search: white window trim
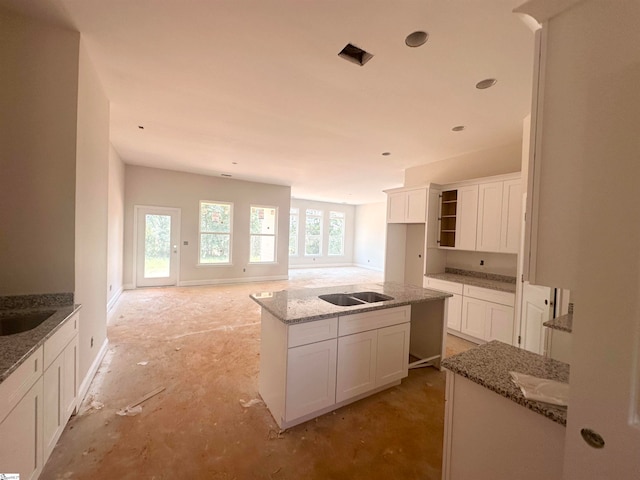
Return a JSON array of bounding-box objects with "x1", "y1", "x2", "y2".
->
[
  {"x1": 249, "y1": 204, "x2": 278, "y2": 264},
  {"x1": 304, "y1": 209, "x2": 323, "y2": 256},
  {"x1": 289, "y1": 208, "x2": 299, "y2": 257},
  {"x1": 328, "y1": 210, "x2": 346, "y2": 256},
  {"x1": 198, "y1": 200, "x2": 233, "y2": 266}
]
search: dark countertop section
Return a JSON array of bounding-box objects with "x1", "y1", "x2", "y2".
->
[
  {"x1": 544, "y1": 313, "x2": 573, "y2": 333},
  {"x1": 425, "y1": 268, "x2": 517, "y2": 294},
  {"x1": 250, "y1": 282, "x2": 451, "y2": 324},
  {"x1": 442, "y1": 340, "x2": 570, "y2": 426},
  {"x1": 0, "y1": 299, "x2": 81, "y2": 385}
]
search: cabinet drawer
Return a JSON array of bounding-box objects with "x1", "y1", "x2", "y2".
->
[
  {"x1": 463, "y1": 285, "x2": 515, "y2": 307},
  {"x1": 339, "y1": 306, "x2": 410, "y2": 336},
  {"x1": 288, "y1": 317, "x2": 338, "y2": 348},
  {"x1": 0, "y1": 346, "x2": 43, "y2": 424},
  {"x1": 425, "y1": 278, "x2": 464, "y2": 295},
  {"x1": 44, "y1": 311, "x2": 79, "y2": 368}
]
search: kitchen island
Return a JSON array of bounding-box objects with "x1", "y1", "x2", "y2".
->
[{"x1": 250, "y1": 282, "x2": 450, "y2": 429}]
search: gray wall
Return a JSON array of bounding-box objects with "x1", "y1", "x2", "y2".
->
[
  {"x1": 0, "y1": 7, "x2": 79, "y2": 295},
  {"x1": 123, "y1": 165, "x2": 291, "y2": 286}
]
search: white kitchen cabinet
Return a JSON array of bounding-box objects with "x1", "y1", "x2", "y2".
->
[
  {"x1": 438, "y1": 185, "x2": 478, "y2": 250},
  {"x1": 0, "y1": 346, "x2": 45, "y2": 480},
  {"x1": 476, "y1": 181, "x2": 504, "y2": 252},
  {"x1": 386, "y1": 187, "x2": 426, "y2": 223},
  {"x1": 336, "y1": 330, "x2": 377, "y2": 402},
  {"x1": 424, "y1": 278, "x2": 463, "y2": 332},
  {"x1": 43, "y1": 311, "x2": 79, "y2": 462},
  {"x1": 285, "y1": 338, "x2": 337, "y2": 422},
  {"x1": 499, "y1": 179, "x2": 522, "y2": 254},
  {"x1": 461, "y1": 297, "x2": 487, "y2": 340},
  {"x1": 461, "y1": 293, "x2": 515, "y2": 344},
  {"x1": 375, "y1": 322, "x2": 410, "y2": 386}
]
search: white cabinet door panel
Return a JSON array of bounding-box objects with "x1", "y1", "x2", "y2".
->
[
  {"x1": 456, "y1": 185, "x2": 479, "y2": 251},
  {"x1": 336, "y1": 330, "x2": 377, "y2": 402},
  {"x1": 405, "y1": 189, "x2": 427, "y2": 223},
  {"x1": 461, "y1": 297, "x2": 487, "y2": 340},
  {"x1": 387, "y1": 192, "x2": 406, "y2": 223},
  {"x1": 376, "y1": 322, "x2": 410, "y2": 386},
  {"x1": 485, "y1": 303, "x2": 515, "y2": 344},
  {"x1": 500, "y1": 180, "x2": 522, "y2": 254},
  {"x1": 285, "y1": 339, "x2": 337, "y2": 421},
  {"x1": 476, "y1": 181, "x2": 504, "y2": 252},
  {"x1": 446, "y1": 294, "x2": 463, "y2": 331}
]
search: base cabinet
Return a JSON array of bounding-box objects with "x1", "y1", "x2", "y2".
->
[
  {"x1": 461, "y1": 297, "x2": 514, "y2": 344},
  {"x1": 0, "y1": 378, "x2": 44, "y2": 480}
]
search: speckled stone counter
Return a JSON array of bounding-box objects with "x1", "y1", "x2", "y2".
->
[
  {"x1": 250, "y1": 282, "x2": 450, "y2": 324},
  {"x1": 425, "y1": 268, "x2": 516, "y2": 294},
  {"x1": 0, "y1": 294, "x2": 80, "y2": 384},
  {"x1": 441, "y1": 340, "x2": 569, "y2": 425},
  {"x1": 544, "y1": 313, "x2": 573, "y2": 333}
]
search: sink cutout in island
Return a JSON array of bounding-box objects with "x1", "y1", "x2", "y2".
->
[{"x1": 318, "y1": 292, "x2": 394, "y2": 306}]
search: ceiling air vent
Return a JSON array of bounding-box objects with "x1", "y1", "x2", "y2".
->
[{"x1": 338, "y1": 43, "x2": 373, "y2": 66}]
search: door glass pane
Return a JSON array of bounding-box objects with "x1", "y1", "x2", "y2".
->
[{"x1": 144, "y1": 214, "x2": 171, "y2": 278}]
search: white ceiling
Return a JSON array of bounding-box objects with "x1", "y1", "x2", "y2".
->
[{"x1": 2, "y1": 0, "x2": 534, "y2": 205}]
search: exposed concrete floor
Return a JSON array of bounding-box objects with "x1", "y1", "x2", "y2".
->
[{"x1": 43, "y1": 268, "x2": 475, "y2": 480}]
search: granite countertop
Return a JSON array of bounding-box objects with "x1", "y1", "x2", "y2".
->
[
  {"x1": 544, "y1": 313, "x2": 573, "y2": 333},
  {"x1": 250, "y1": 282, "x2": 451, "y2": 324},
  {"x1": 442, "y1": 340, "x2": 570, "y2": 425},
  {"x1": 425, "y1": 268, "x2": 517, "y2": 294},
  {"x1": 0, "y1": 294, "x2": 80, "y2": 385}
]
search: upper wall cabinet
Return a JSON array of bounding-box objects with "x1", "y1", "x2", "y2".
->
[
  {"x1": 437, "y1": 174, "x2": 521, "y2": 254},
  {"x1": 386, "y1": 187, "x2": 426, "y2": 223}
]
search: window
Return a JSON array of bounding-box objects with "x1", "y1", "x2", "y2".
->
[
  {"x1": 250, "y1": 205, "x2": 277, "y2": 263},
  {"x1": 199, "y1": 201, "x2": 232, "y2": 264},
  {"x1": 289, "y1": 208, "x2": 299, "y2": 256},
  {"x1": 328, "y1": 211, "x2": 345, "y2": 256},
  {"x1": 305, "y1": 209, "x2": 322, "y2": 255}
]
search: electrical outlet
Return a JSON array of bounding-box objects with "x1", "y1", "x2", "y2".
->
[
  {"x1": 109, "y1": 284, "x2": 112, "y2": 291},
  {"x1": 480, "y1": 260, "x2": 485, "y2": 266},
  {"x1": 90, "y1": 336, "x2": 94, "y2": 348}
]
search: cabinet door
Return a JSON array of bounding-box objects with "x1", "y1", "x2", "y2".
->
[
  {"x1": 62, "y1": 335, "x2": 78, "y2": 423},
  {"x1": 500, "y1": 179, "x2": 522, "y2": 253},
  {"x1": 0, "y1": 378, "x2": 43, "y2": 480},
  {"x1": 285, "y1": 339, "x2": 337, "y2": 421},
  {"x1": 405, "y1": 188, "x2": 427, "y2": 223},
  {"x1": 446, "y1": 293, "x2": 463, "y2": 331},
  {"x1": 484, "y1": 303, "x2": 515, "y2": 345},
  {"x1": 44, "y1": 353, "x2": 64, "y2": 461},
  {"x1": 461, "y1": 297, "x2": 487, "y2": 340},
  {"x1": 476, "y1": 181, "x2": 504, "y2": 252},
  {"x1": 336, "y1": 330, "x2": 377, "y2": 402},
  {"x1": 387, "y1": 192, "x2": 406, "y2": 223},
  {"x1": 376, "y1": 322, "x2": 410, "y2": 386},
  {"x1": 456, "y1": 185, "x2": 479, "y2": 250}
]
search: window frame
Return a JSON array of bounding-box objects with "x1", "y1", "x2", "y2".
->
[
  {"x1": 328, "y1": 210, "x2": 346, "y2": 256},
  {"x1": 304, "y1": 208, "x2": 323, "y2": 256},
  {"x1": 249, "y1": 204, "x2": 278, "y2": 264},
  {"x1": 289, "y1": 207, "x2": 299, "y2": 257},
  {"x1": 198, "y1": 200, "x2": 233, "y2": 266}
]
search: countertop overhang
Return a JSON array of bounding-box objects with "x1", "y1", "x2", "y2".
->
[{"x1": 250, "y1": 282, "x2": 451, "y2": 324}]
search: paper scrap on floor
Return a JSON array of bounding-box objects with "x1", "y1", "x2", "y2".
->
[{"x1": 509, "y1": 371, "x2": 569, "y2": 407}]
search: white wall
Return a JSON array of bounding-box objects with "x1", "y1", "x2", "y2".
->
[
  {"x1": 0, "y1": 8, "x2": 79, "y2": 295},
  {"x1": 445, "y1": 251, "x2": 517, "y2": 277},
  {"x1": 404, "y1": 142, "x2": 522, "y2": 187},
  {"x1": 107, "y1": 144, "x2": 125, "y2": 310},
  {"x1": 289, "y1": 199, "x2": 355, "y2": 268},
  {"x1": 75, "y1": 39, "x2": 110, "y2": 387},
  {"x1": 124, "y1": 165, "x2": 291, "y2": 286},
  {"x1": 354, "y1": 202, "x2": 386, "y2": 271}
]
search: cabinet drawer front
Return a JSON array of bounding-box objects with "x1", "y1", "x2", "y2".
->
[
  {"x1": 463, "y1": 285, "x2": 515, "y2": 307},
  {"x1": 288, "y1": 317, "x2": 338, "y2": 348},
  {"x1": 339, "y1": 306, "x2": 410, "y2": 336},
  {"x1": 425, "y1": 278, "x2": 464, "y2": 295},
  {"x1": 44, "y1": 312, "x2": 79, "y2": 368},
  {"x1": 0, "y1": 346, "x2": 43, "y2": 424}
]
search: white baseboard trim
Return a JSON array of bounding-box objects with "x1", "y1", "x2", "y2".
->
[
  {"x1": 353, "y1": 263, "x2": 384, "y2": 272},
  {"x1": 288, "y1": 262, "x2": 353, "y2": 269},
  {"x1": 78, "y1": 337, "x2": 109, "y2": 406},
  {"x1": 178, "y1": 274, "x2": 289, "y2": 287},
  {"x1": 106, "y1": 287, "x2": 123, "y2": 312},
  {"x1": 123, "y1": 283, "x2": 135, "y2": 290}
]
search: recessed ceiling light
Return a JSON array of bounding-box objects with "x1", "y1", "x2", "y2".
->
[
  {"x1": 382, "y1": 152, "x2": 391, "y2": 156},
  {"x1": 452, "y1": 126, "x2": 465, "y2": 132},
  {"x1": 476, "y1": 78, "x2": 497, "y2": 89},
  {"x1": 232, "y1": 162, "x2": 238, "y2": 165},
  {"x1": 221, "y1": 173, "x2": 232, "y2": 177},
  {"x1": 405, "y1": 31, "x2": 429, "y2": 48},
  {"x1": 138, "y1": 125, "x2": 144, "y2": 129}
]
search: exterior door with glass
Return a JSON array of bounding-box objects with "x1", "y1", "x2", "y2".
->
[{"x1": 135, "y1": 206, "x2": 180, "y2": 287}]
